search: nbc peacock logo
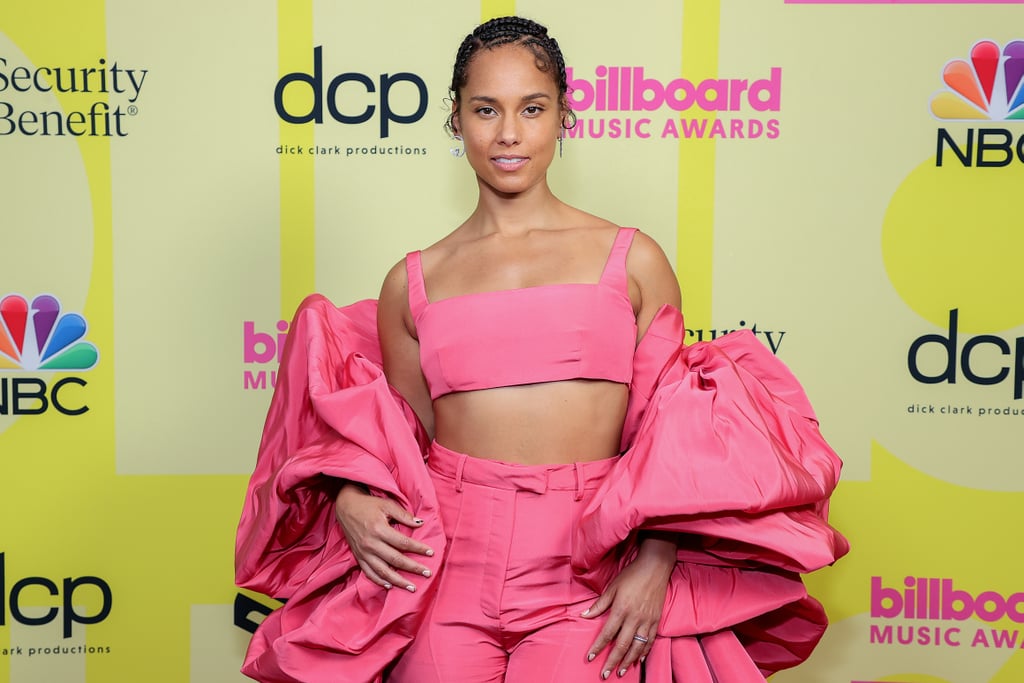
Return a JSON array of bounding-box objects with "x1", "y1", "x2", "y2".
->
[
  {"x1": 930, "y1": 39, "x2": 1024, "y2": 121},
  {"x1": 0, "y1": 294, "x2": 97, "y2": 416},
  {"x1": 0, "y1": 294, "x2": 98, "y2": 371}
]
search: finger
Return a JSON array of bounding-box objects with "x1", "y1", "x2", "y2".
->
[
  {"x1": 601, "y1": 626, "x2": 639, "y2": 680},
  {"x1": 365, "y1": 556, "x2": 419, "y2": 593},
  {"x1": 354, "y1": 559, "x2": 393, "y2": 590},
  {"x1": 383, "y1": 501, "x2": 426, "y2": 529},
  {"x1": 374, "y1": 542, "x2": 433, "y2": 580},
  {"x1": 581, "y1": 589, "x2": 613, "y2": 618},
  {"x1": 615, "y1": 630, "x2": 649, "y2": 675},
  {"x1": 586, "y1": 613, "x2": 622, "y2": 663},
  {"x1": 380, "y1": 524, "x2": 435, "y2": 559},
  {"x1": 378, "y1": 528, "x2": 438, "y2": 573}
]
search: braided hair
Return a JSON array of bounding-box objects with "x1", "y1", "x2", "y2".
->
[{"x1": 446, "y1": 16, "x2": 577, "y2": 136}]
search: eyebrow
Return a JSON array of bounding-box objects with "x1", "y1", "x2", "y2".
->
[{"x1": 468, "y1": 93, "x2": 552, "y2": 104}]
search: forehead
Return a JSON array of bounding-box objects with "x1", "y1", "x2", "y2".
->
[{"x1": 462, "y1": 44, "x2": 558, "y2": 96}]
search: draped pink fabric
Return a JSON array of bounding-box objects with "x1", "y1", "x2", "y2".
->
[{"x1": 235, "y1": 296, "x2": 848, "y2": 682}]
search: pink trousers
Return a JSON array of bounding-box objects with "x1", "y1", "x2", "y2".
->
[{"x1": 388, "y1": 442, "x2": 640, "y2": 683}]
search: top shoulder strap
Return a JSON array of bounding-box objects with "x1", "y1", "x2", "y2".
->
[
  {"x1": 599, "y1": 227, "x2": 638, "y2": 291},
  {"x1": 404, "y1": 251, "x2": 429, "y2": 317}
]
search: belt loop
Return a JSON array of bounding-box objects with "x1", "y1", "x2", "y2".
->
[
  {"x1": 454, "y1": 453, "x2": 467, "y2": 493},
  {"x1": 573, "y1": 462, "x2": 585, "y2": 501}
]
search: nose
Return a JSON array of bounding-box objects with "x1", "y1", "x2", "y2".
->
[{"x1": 498, "y1": 115, "x2": 520, "y2": 146}]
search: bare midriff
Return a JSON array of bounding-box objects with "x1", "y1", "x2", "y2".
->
[{"x1": 432, "y1": 379, "x2": 628, "y2": 464}]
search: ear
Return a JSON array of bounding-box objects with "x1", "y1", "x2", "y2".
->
[{"x1": 450, "y1": 104, "x2": 461, "y2": 137}]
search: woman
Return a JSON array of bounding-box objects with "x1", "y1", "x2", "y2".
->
[
  {"x1": 236, "y1": 16, "x2": 847, "y2": 683},
  {"x1": 340, "y1": 15, "x2": 681, "y2": 682}
]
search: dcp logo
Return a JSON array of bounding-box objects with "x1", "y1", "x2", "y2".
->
[{"x1": 274, "y1": 46, "x2": 428, "y2": 138}]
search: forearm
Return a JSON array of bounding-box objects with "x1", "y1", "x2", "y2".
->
[{"x1": 635, "y1": 531, "x2": 677, "y2": 581}]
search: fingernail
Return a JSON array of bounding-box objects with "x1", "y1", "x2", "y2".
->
[
  {"x1": 425, "y1": 549, "x2": 435, "y2": 557},
  {"x1": 405, "y1": 584, "x2": 416, "y2": 593},
  {"x1": 602, "y1": 671, "x2": 610, "y2": 680},
  {"x1": 413, "y1": 518, "x2": 424, "y2": 524},
  {"x1": 581, "y1": 608, "x2": 590, "y2": 616},
  {"x1": 422, "y1": 569, "x2": 431, "y2": 577},
  {"x1": 640, "y1": 655, "x2": 646, "y2": 664},
  {"x1": 383, "y1": 583, "x2": 392, "y2": 590},
  {"x1": 618, "y1": 669, "x2": 627, "y2": 677},
  {"x1": 587, "y1": 653, "x2": 596, "y2": 662}
]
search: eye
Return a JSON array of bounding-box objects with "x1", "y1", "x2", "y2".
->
[
  {"x1": 523, "y1": 105, "x2": 544, "y2": 116},
  {"x1": 475, "y1": 106, "x2": 496, "y2": 116}
]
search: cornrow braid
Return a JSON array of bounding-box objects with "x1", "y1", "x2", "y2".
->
[{"x1": 445, "y1": 16, "x2": 577, "y2": 136}]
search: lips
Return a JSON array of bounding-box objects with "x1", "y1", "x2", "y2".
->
[{"x1": 491, "y1": 156, "x2": 528, "y2": 170}]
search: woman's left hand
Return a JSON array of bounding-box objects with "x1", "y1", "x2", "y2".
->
[{"x1": 581, "y1": 535, "x2": 676, "y2": 680}]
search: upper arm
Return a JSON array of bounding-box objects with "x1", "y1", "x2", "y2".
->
[
  {"x1": 377, "y1": 259, "x2": 435, "y2": 437},
  {"x1": 627, "y1": 231, "x2": 682, "y2": 341}
]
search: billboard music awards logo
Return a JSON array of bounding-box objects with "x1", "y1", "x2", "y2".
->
[
  {"x1": 868, "y1": 575, "x2": 1024, "y2": 651},
  {"x1": 242, "y1": 319, "x2": 287, "y2": 391},
  {"x1": 0, "y1": 294, "x2": 98, "y2": 416},
  {"x1": 932, "y1": 39, "x2": 1024, "y2": 166},
  {"x1": 564, "y1": 65, "x2": 782, "y2": 141},
  {"x1": 0, "y1": 56, "x2": 147, "y2": 137}
]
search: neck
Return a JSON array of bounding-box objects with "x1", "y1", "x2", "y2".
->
[{"x1": 470, "y1": 178, "x2": 563, "y2": 236}]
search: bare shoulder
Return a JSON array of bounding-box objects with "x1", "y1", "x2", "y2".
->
[
  {"x1": 624, "y1": 227, "x2": 668, "y2": 264},
  {"x1": 627, "y1": 229, "x2": 682, "y2": 312},
  {"x1": 378, "y1": 257, "x2": 410, "y2": 307},
  {"x1": 378, "y1": 256, "x2": 415, "y2": 333}
]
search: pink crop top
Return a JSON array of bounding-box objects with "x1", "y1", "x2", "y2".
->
[{"x1": 406, "y1": 227, "x2": 639, "y2": 400}]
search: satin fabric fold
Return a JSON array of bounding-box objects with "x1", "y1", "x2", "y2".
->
[
  {"x1": 235, "y1": 295, "x2": 443, "y2": 683},
  {"x1": 235, "y1": 296, "x2": 848, "y2": 682}
]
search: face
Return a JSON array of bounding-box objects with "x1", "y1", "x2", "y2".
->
[{"x1": 453, "y1": 44, "x2": 564, "y2": 197}]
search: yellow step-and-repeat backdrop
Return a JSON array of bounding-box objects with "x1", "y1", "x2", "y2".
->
[{"x1": 3, "y1": 1, "x2": 1023, "y2": 681}]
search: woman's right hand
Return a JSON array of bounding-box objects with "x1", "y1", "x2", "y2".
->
[{"x1": 334, "y1": 481, "x2": 435, "y2": 592}]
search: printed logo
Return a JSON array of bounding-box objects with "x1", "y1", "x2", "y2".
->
[
  {"x1": 0, "y1": 294, "x2": 98, "y2": 371},
  {"x1": 686, "y1": 318, "x2": 786, "y2": 354},
  {"x1": 930, "y1": 40, "x2": 1024, "y2": 121},
  {"x1": 0, "y1": 552, "x2": 113, "y2": 642},
  {"x1": 274, "y1": 46, "x2": 427, "y2": 139},
  {"x1": 906, "y1": 309, "x2": 1024, "y2": 403},
  {"x1": 869, "y1": 576, "x2": 1024, "y2": 650},
  {"x1": 0, "y1": 57, "x2": 147, "y2": 137},
  {"x1": 233, "y1": 592, "x2": 280, "y2": 634},
  {"x1": 242, "y1": 320, "x2": 287, "y2": 391},
  {"x1": 565, "y1": 65, "x2": 782, "y2": 141},
  {"x1": 0, "y1": 294, "x2": 97, "y2": 416},
  {"x1": 932, "y1": 40, "x2": 1024, "y2": 167}
]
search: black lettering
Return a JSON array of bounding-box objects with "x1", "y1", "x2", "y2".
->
[
  {"x1": 11, "y1": 577, "x2": 59, "y2": 627},
  {"x1": 0, "y1": 101, "x2": 14, "y2": 135},
  {"x1": 274, "y1": 45, "x2": 323, "y2": 124},
  {"x1": 326, "y1": 72, "x2": 375, "y2": 125},
  {"x1": 378, "y1": 72, "x2": 427, "y2": 138},
  {"x1": 63, "y1": 576, "x2": 112, "y2": 638},
  {"x1": 52, "y1": 377, "x2": 88, "y2": 416},
  {"x1": 12, "y1": 378, "x2": 48, "y2": 415},
  {"x1": 233, "y1": 592, "x2": 279, "y2": 634},
  {"x1": 977, "y1": 128, "x2": 1013, "y2": 167},
  {"x1": 1015, "y1": 337, "x2": 1024, "y2": 400},
  {"x1": 936, "y1": 128, "x2": 972, "y2": 167},
  {"x1": 961, "y1": 335, "x2": 1011, "y2": 385},
  {"x1": 908, "y1": 309, "x2": 958, "y2": 383}
]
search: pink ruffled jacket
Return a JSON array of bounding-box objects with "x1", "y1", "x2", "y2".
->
[{"x1": 235, "y1": 294, "x2": 849, "y2": 682}]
